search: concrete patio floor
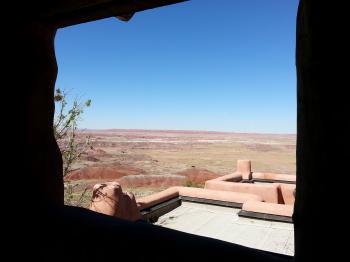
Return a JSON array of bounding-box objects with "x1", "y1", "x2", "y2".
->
[{"x1": 155, "y1": 201, "x2": 294, "y2": 256}]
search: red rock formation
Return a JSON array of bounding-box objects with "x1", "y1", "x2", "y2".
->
[
  {"x1": 177, "y1": 168, "x2": 220, "y2": 183},
  {"x1": 66, "y1": 165, "x2": 145, "y2": 180},
  {"x1": 90, "y1": 182, "x2": 141, "y2": 221},
  {"x1": 117, "y1": 175, "x2": 186, "y2": 188}
]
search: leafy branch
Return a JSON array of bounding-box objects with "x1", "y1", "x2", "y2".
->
[{"x1": 54, "y1": 88, "x2": 92, "y2": 207}]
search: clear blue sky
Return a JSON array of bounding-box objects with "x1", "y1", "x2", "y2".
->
[{"x1": 55, "y1": 0, "x2": 299, "y2": 134}]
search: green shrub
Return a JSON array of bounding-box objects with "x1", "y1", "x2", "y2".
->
[{"x1": 184, "y1": 181, "x2": 204, "y2": 188}]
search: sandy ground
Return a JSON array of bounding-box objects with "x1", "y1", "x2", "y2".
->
[{"x1": 75, "y1": 129, "x2": 295, "y2": 175}]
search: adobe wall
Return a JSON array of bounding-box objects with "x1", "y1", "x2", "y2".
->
[
  {"x1": 236, "y1": 159, "x2": 252, "y2": 180},
  {"x1": 242, "y1": 201, "x2": 294, "y2": 217},
  {"x1": 136, "y1": 186, "x2": 263, "y2": 211},
  {"x1": 276, "y1": 184, "x2": 296, "y2": 205},
  {"x1": 209, "y1": 173, "x2": 243, "y2": 182},
  {"x1": 205, "y1": 181, "x2": 280, "y2": 203},
  {"x1": 252, "y1": 173, "x2": 296, "y2": 182}
]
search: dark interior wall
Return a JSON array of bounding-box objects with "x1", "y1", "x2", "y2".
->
[
  {"x1": 294, "y1": 1, "x2": 346, "y2": 260},
  {"x1": 24, "y1": 21, "x2": 63, "y2": 208}
]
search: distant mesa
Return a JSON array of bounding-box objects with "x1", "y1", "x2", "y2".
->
[
  {"x1": 83, "y1": 148, "x2": 108, "y2": 157},
  {"x1": 85, "y1": 156, "x2": 99, "y2": 162},
  {"x1": 66, "y1": 164, "x2": 145, "y2": 180},
  {"x1": 95, "y1": 149, "x2": 107, "y2": 155},
  {"x1": 177, "y1": 168, "x2": 220, "y2": 184},
  {"x1": 80, "y1": 149, "x2": 108, "y2": 162},
  {"x1": 108, "y1": 168, "x2": 220, "y2": 188},
  {"x1": 118, "y1": 175, "x2": 186, "y2": 188},
  {"x1": 245, "y1": 143, "x2": 276, "y2": 152},
  {"x1": 67, "y1": 165, "x2": 219, "y2": 188},
  {"x1": 90, "y1": 148, "x2": 107, "y2": 156}
]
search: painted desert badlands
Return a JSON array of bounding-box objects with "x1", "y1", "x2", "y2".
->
[{"x1": 67, "y1": 129, "x2": 296, "y2": 199}]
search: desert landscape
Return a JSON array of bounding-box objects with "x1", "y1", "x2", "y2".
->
[{"x1": 66, "y1": 129, "x2": 296, "y2": 206}]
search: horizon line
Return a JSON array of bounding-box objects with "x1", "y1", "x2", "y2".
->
[{"x1": 80, "y1": 128, "x2": 296, "y2": 136}]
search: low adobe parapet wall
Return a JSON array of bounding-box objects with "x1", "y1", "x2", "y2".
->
[
  {"x1": 136, "y1": 186, "x2": 264, "y2": 222},
  {"x1": 205, "y1": 180, "x2": 280, "y2": 203},
  {"x1": 136, "y1": 186, "x2": 263, "y2": 211},
  {"x1": 241, "y1": 200, "x2": 294, "y2": 219},
  {"x1": 136, "y1": 187, "x2": 179, "y2": 211},
  {"x1": 277, "y1": 183, "x2": 296, "y2": 205},
  {"x1": 136, "y1": 184, "x2": 294, "y2": 221},
  {"x1": 207, "y1": 173, "x2": 243, "y2": 183},
  {"x1": 203, "y1": 160, "x2": 296, "y2": 205},
  {"x1": 232, "y1": 160, "x2": 296, "y2": 183},
  {"x1": 204, "y1": 180, "x2": 296, "y2": 205},
  {"x1": 88, "y1": 181, "x2": 294, "y2": 223},
  {"x1": 252, "y1": 172, "x2": 296, "y2": 183},
  {"x1": 88, "y1": 160, "x2": 296, "y2": 222}
]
